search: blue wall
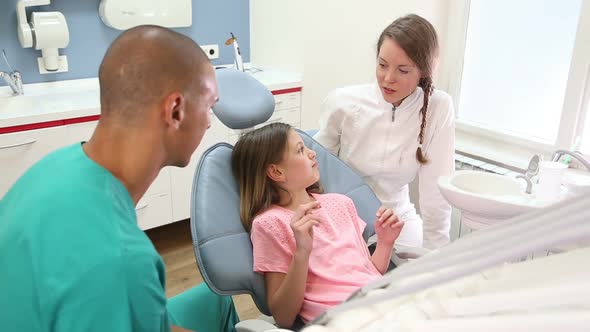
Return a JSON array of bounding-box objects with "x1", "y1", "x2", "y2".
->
[{"x1": 0, "y1": 0, "x2": 250, "y2": 86}]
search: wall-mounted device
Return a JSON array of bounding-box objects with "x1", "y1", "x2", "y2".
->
[
  {"x1": 17, "y1": 0, "x2": 70, "y2": 74},
  {"x1": 99, "y1": 0, "x2": 192, "y2": 30}
]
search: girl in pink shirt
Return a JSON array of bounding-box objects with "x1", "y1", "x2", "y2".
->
[{"x1": 231, "y1": 122, "x2": 404, "y2": 327}]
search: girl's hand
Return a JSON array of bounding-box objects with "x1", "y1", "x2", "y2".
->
[
  {"x1": 290, "y1": 201, "x2": 321, "y2": 256},
  {"x1": 375, "y1": 206, "x2": 404, "y2": 246}
]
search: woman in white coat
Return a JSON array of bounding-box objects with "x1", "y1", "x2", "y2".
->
[{"x1": 313, "y1": 14, "x2": 455, "y2": 250}]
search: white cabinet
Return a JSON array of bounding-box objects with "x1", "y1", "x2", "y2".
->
[
  {"x1": 135, "y1": 192, "x2": 173, "y2": 230},
  {"x1": 0, "y1": 126, "x2": 68, "y2": 197}
]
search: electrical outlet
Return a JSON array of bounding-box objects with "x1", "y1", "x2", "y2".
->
[{"x1": 201, "y1": 44, "x2": 219, "y2": 60}]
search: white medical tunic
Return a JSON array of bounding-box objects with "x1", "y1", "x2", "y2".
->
[{"x1": 313, "y1": 83, "x2": 455, "y2": 249}]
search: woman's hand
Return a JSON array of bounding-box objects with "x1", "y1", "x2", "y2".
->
[
  {"x1": 375, "y1": 206, "x2": 404, "y2": 246},
  {"x1": 290, "y1": 201, "x2": 321, "y2": 256}
]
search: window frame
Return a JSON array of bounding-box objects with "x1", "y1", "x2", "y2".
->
[{"x1": 443, "y1": 0, "x2": 590, "y2": 169}]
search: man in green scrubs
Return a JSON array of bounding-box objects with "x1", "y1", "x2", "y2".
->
[{"x1": 0, "y1": 26, "x2": 238, "y2": 332}]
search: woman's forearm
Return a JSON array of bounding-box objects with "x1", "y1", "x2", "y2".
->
[
  {"x1": 268, "y1": 251, "x2": 310, "y2": 327},
  {"x1": 370, "y1": 242, "x2": 394, "y2": 274}
]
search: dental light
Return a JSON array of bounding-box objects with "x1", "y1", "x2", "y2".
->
[
  {"x1": 17, "y1": 0, "x2": 69, "y2": 74},
  {"x1": 99, "y1": 0, "x2": 192, "y2": 30}
]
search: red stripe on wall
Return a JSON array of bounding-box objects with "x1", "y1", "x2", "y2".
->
[
  {"x1": 0, "y1": 115, "x2": 101, "y2": 134},
  {"x1": 271, "y1": 87, "x2": 302, "y2": 95},
  {"x1": 0, "y1": 120, "x2": 66, "y2": 134},
  {"x1": 63, "y1": 115, "x2": 100, "y2": 125}
]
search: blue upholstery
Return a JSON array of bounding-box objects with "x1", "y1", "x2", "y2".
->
[{"x1": 213, "y1": 68, "x2": 275, "y2": 129}]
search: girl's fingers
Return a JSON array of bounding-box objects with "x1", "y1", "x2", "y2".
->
[
  {"x1": 381, "y1": 214, "x2": 399, "y2": 228},
  {"x1": 292, "y1": 201, "x2": 321, "y2": 223},
  {"x1": 293, "y1": 214, "x2": 314, "y2": 227},
  {"x1": 390, "y1": 219, "x2": 404, "y2": 229},
  {"x1": 376, "y1": 206, "x2": 387, "y2": 217},
  {"x1": 379, "y1": 209, "x2": 393, "y2": 222},
  {"x1": 293, "y1": 214, "x2": 319, "y2": 229}
]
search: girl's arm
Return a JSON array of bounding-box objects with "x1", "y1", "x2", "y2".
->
[
  {"x1": 370, "y1": 241, "x2": 394, "y2": 274},
  {"x1": 371, "y1": 207, "x2": 404, "y2": 274},
  {"x1": 264, "y1": 251, "x2": 310, "y2": 327},
  {"x1": 265, "y1": 201, "x2": 321, "y2": 327}
]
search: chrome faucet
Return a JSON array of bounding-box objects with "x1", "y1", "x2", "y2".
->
[
  {"x1": 551, "y1": 149, "x2": 590, "y2": 172},
  {"x1": 516, "y1": 174, "x2": 533, "y2": 194},
  {"x1": 1, "y1": 49, "x2": 23, "y2": 96},
  {"x1": 516, "y1": 154, "x2": 540, "y2": 194}
]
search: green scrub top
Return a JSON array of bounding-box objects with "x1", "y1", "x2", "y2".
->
[{"x1": 0, "y1": 143, "x2": 170, "y2": 332}]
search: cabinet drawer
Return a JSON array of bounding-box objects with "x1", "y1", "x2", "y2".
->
[
  {"x1": 136, "y1": 192, "x2": 173, "y2": 230},
  {"x1": 0, "y1": 126, "x2": 68, "y2": 198},
  {"x1": 269, "y1": 108, "x2": 300, "y2": 126},
  {"x1": 274, "y1": 92, "x2": 300, "y2": 111}
]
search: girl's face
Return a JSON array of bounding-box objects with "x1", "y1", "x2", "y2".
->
[
  {"x1": 376, "y1": 37, "x2": 422, "y2": 106},
  {"x1": 273, "y1": 130, "x2": 320, "y2": 192}
]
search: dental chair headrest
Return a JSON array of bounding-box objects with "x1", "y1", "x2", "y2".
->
[{"x1": 212, "y1": 68, "x2": 275, "y2": 130}]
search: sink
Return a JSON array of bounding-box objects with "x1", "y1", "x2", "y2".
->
[
  {"x1": 0, "y1": 95, "x2": 41, "y2": 117},
  {"x1": 0, "y1": 87, "x2": 100, "y2": 126},
  {"x1": 438, "y1": 170, "x2": 547, "y2": 230}
]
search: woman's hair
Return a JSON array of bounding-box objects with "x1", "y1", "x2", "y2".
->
[
  {"x1": 377, "y1": 14, "x2": 439, "y2": 164},
  {"x1": 231, "y1": 123, "x2": 323, "y2": 232}
]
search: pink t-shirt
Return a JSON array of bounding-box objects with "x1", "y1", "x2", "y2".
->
[{"x1": 251, "y1": 193, "x2": 382, "y2": 323}]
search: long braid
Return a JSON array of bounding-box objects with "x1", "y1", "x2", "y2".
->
[{"x1": 416, "y1": 77, "x2": 432, "y2": 164}]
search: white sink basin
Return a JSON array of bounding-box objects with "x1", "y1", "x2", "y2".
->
[
  {"x1": 0, "y1": 82, "x2": 100, "y2": 128},
  {"x1": 0, "y1": 95, "x2": 42, "y2": 116},
  {"x1": 438, "y1": 170, "x2": 547, "y2": 229}
]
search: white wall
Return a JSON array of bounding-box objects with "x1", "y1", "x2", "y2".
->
[{"x1": 251, "y1": 0, "x2": 452, "y2": 130}]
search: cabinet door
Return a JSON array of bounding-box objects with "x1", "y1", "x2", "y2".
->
[
  {"x1": 136, "y1": 192, "x2": 174, "y2": 230},
  {"x1": 0, "y1": 126, "x2": 68, "y2": 198},
  {"x1": 170, "y1": 115, "x2": 229, "y2": 221}
]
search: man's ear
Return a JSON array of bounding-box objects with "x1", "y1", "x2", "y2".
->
[
  {"x1": 163, "y1": 92, "x2": 185, "y2": 130},
  {"x1": 266, "y1": 164, "x2": 285, "y2": 183}
]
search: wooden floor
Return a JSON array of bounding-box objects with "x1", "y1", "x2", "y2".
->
[{"x1": 145, "y1": 219, "x2": 261, "y2": 321}]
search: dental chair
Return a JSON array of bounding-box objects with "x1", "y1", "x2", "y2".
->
[{"x1": 189, "y1": 68, "x2": 381, "y2": 331}]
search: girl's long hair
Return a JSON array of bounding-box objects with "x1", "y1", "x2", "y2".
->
[{"x1": 231, "y1": 123, "x2": 322, "y2": 231}]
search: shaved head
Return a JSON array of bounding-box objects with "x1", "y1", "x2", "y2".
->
[{"x1": 98, "y1": 25, "x2": 210, "y2": 122}]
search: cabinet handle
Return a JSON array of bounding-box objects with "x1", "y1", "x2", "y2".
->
[
  {"x1": 0, "y1": 139, "x2": 37, "y2": 150},
  {"x1": 135, "y1": 202, "x2": 149, "y2": 211},
  {"x1": 274, "y1": 100, "x2": 284, "y2": 105}
]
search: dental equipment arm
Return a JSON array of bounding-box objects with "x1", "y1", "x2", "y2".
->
[{"x1": 315, "y1": 191, "x2": 590, "y2": 325}]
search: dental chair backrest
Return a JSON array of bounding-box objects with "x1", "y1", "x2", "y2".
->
[{"x1": 190, "y1": 68, "x2": 380, "y2": 316}]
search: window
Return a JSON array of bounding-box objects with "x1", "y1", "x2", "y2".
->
[
  {"x1": 447, "y1": 0, "x2": 590, "y2": 164},
  {"x1": 458, "y1": 0, "x2": 582, "y2": 143}
]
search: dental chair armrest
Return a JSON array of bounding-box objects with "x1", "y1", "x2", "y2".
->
[
  {"x1": 235, "y1": 319, "x2": 286, "y2": 332},
  {"x1": 392, "y1": 244, "x2": 433, "y2": 266}
]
